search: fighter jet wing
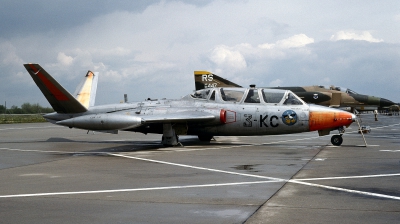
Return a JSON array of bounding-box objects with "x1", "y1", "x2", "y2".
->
[{"x1": 142, "y1": 111, "x2": 216, "y2": 123}]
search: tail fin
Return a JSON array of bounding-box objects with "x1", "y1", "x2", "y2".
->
[
  {"x1": 73, "y1": 70, "x2": 99, "y2": 108},
  {"x1": 24, "y1": 64, "x2": 88, "y2": 113},
  {"x1": 194, "y1": 71, "x2": 242, "y2": 91}
]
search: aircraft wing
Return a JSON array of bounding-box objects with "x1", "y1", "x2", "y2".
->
[
  {"x1": 56, "y1": 111, "x2": 217, "y2": 131},
  {"x1": 142, "y1": 111, "x2": 216, "y2": 123}
]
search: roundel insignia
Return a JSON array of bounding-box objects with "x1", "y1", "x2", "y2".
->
[
  {"x1": 282, "y1": 110, "x2": 297, "y2": 126},
  {"x1": 313, "y1": 93, "x2": 318, "y2": 99}
]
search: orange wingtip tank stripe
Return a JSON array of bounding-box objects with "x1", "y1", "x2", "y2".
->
[
  {"x1": 309, "y1": 111, "x2": 353, "y2": 131},
  {"x1": 29, "y1": 64, "x2": 69, "y2": 101}
]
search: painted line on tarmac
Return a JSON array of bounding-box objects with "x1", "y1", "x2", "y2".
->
[
  {"x1": 0, "y1": 126, "x2": 59, "y2": 131},
  {"x1": 166, "y1": 136, "x2": 326, "y2": 153},
  {"x1": 0, "y1": 180, "x2": 281, "y2": 198},
  {"x1": 288, "y1": 179, "x2": 400, "y2": 200},
  {"x1": 380, "y1": 150, "x2": 400, "y2": 152},
  {"x1": 0, "y1": 148, "x2": 106, "y2": 155},
  {"x1": 345, "y1": 122, "x2": 400, "y2": 134},
  {"x1": 1, "y1": 154, "x2": 399, "y2": 200},
  {"x1": 109, "y1": 153, "x2": 400, "y2": 201},
  {"x1": 371, "y1": 123, "x2": 400, "y2": 130},
  {"x1": 109, "y1": 153, "x2": 284, "y2": 181},
  {"x1": 296, "y1": 173, "x2": 400, "y2": 181},
  {"x1": 0, "y1": 148, "x2": 65, "y2": 154}
]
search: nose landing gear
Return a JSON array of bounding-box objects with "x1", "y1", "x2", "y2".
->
[
  {"x1": 331, "y1": 134, "x2": 343, "y2": 146},
  {"x1": 331, "y1": 126, "x2": 345, "y2": 146},
  {"x1": 330, "y1": 114, "x2": 369, "y2": 147}
]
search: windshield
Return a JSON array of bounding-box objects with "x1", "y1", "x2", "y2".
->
[
  {"x1": 220, "y1": 88, "x2": 245, "y2": 102},
  {"x1": 283, "y1": 92, "x2": 304, "y2": 105},
  {"x1": 261, "y1": 89, "x2": 285, "y2": 103}
]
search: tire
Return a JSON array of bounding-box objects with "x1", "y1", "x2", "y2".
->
[
  {"x1": 161, "y1": 135, "x2": 179, "y2": 147},
  {"x1": 331, "y1": 135, "x2": 343, "y2": 146},
  {"x1": 198, "y1": 135, "x2": 213, "y2": 142}
]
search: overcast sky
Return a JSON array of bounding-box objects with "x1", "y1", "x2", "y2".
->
[{"x1": 1, "y1": 0, "x2": 400, "y2": 108}]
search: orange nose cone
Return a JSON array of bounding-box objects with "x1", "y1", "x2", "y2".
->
[{"x1": 309, "y1": 106, "x2": 355, "y2": 131}]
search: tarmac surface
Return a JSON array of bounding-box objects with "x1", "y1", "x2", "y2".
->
[{"x1": 0, "y1": 114, "x2": 399, "y2": 223}]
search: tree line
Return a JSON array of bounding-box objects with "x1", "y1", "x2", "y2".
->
[{"x1": 0, "y1": 103, "x2": 54, "y2": 114}]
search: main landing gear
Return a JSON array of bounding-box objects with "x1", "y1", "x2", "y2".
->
[{"x1": 161, "y1": 123, "x2": 181, "y2": 147}]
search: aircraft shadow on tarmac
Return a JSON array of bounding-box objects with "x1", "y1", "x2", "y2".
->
[{"x1": 43, "y1": 136, "x2": 252, "y2": 155}]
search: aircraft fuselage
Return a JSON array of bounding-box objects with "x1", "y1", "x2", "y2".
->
[{"x1": 49, "y1": 88, "x2": 354, "y2": 138}]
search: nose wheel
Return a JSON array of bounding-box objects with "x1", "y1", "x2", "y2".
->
[{"x1": 331, "y1": 134, "x2": 343, "y2": 146}]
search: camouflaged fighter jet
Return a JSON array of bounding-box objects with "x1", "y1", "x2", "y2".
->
[
  {"x1": 194, "y1": 71, "x2": 395, "y2": 112},
  {"x1": 24, "y1": 64, "x2": 356, "y2": 146}
]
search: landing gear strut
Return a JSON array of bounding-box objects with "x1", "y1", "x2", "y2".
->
[{"x1": 161, "y1": 123, "x2": 180, "y2": 146}]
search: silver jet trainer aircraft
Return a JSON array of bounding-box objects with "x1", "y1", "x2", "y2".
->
[{"x1": 24, "y1": 64, "x2": 356, "y2": 146}]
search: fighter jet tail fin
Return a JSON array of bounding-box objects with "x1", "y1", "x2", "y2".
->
[
  {"x1": 73, "y1": 70, "x2": 99, "y2": 109},
  {"x1": 194, "y1": 71, "x2": 242, "y2": 90},
  {"x1": 24, "y1": 64, "x2": 88, "y2": 114}
]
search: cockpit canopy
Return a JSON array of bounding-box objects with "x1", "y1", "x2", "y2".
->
[
  {"x1": 190, "y1": 87, "x2": 305, "y2": 105},
  {"x1": 318, "y1": 85, "x2": 358, "y2": 94}
]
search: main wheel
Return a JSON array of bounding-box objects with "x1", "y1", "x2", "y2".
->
[
  {"x1": 331, "y1": 135, "x2": 343, "y2": 146},
  {"x1": 198, "y1": 135, "x2": 213, "y2": 142},
  {"x1": 161, "y1": 135, "x2": 179, "y2": 147}
]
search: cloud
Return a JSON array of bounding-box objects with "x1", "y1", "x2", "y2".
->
[
  {"x1": 275, "y1": 34, "x2": 315, "y2": 49},
  {"x1": 259, "y1": 34, "x2": 314, "y2": 49},
  {"x1": 269, "y1": 79, "x2": 283, "y2": 87},
  {"x1": 57, "y1": 52, "x2": 74, "y2": 66},
  {"x1": 0, "y1": 41, "x2": 24, "y2": 66},
  {"x1": 330, "y1": 30, "x2": 383, "y2": 43},
  {"x1": 1, "y1": 0, "x2": 400, "y2": 107},
  {"x1": 209, "y1": 45, "x2": 247, "y2": 70}
]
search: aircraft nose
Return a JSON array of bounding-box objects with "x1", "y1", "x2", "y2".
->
[
  {"x1": 380, "y1": 98, "x2": 394, "y2": 107},
  {"x1": 351, "y1": 113, "x2": 357, "y2": 122},
  {"x1": 309, "y1": 105, "x2": 355, "y2": 131}
]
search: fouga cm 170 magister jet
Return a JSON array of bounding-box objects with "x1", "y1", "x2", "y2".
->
[{"x1": 24, "y1": 64, "x2": 356, "y2": 146}]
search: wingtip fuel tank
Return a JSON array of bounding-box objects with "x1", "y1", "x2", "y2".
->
[{"x1": 57, "y1": 114, "x2": 143, "y2": 130}]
